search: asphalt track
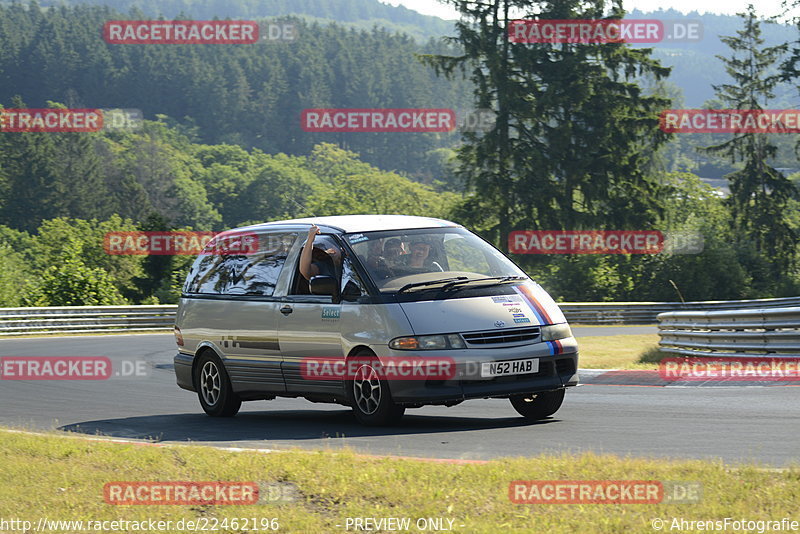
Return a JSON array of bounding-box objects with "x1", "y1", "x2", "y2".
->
[{"x1": 0, "y1": 332, "x2": 798, "y2": 466}]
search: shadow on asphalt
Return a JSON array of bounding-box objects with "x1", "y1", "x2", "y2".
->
[{"x1": 59, "y1": 409, "x2": 557, "y2": 443}]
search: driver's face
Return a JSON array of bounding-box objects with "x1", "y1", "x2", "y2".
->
[{"x1": 411, "y1": 243, "x2": 430, "y2": 258}]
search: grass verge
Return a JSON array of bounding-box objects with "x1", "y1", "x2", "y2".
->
[
  {"x1": 0, "y1": 428, "x2": 797, "y2": 533},
  {"x1": 575, "y1": 334, "x2": 661, "y2": 369}
]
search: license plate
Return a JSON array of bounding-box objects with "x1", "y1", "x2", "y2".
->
[{"x1": 480, "y1": 358, "x2": 539, "y2": 378}]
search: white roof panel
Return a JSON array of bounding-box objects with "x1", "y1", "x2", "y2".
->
[{"x1": 241, "y1": 215, "x2": 460, "y2": 233}]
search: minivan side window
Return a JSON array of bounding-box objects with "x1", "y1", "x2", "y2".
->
[
  {"x1": 289, "y1": 235, "x2": 343, "y2": 296},
  {"x1": 183, "y1": 232, "x2": 297, "y2": 296},
  {"x1": 341, "y1": 256, "x2": 366, "y2": 300}
]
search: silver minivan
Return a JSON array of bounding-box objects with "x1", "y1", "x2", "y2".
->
[{"x1": 173, "y1": 215, "x2": 578, "y2": 425}]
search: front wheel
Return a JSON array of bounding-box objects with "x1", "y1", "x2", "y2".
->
[
  {"x1": 346, "y1": 353, "x2": 405, "y2": 426},
  {"x1": 510, "y1": 389, "x2": 565, "y2": 420},
  {"x1": 195, "y1": 352, "x2": 241, "y2": 417}
]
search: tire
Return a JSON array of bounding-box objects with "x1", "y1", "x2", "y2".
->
[
  {"x1": 510, "y1": 389, "x2": 565, "y2": 420},
  {"x1": 195, "y1": 352, "x2": 241, "y2": 417},
  {"x1": 346, "y1": 351, "x2": 405, "y2": 426}
]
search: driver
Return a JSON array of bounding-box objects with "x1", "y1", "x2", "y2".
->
[
  {"x1": 406, "y1": 239, "x2": 432, "y2": 268},
  {"x1": 402, "y1": 238, "x2": 444, "y2": 271}
]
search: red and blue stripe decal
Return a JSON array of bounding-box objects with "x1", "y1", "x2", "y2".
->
[
  {"x1": 513, "y1": 284, "x2": 563, "y2": 355},
  {"x1": 512, "y1": 284, "x2": 553, "y2": 325},
  {"x1": 546, "y1": 339, "x2": 563, "y2": 355}
]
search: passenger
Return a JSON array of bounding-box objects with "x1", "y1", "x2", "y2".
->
[
  {"x1": 364, "y1": 239, "x2": 385, "y2": 266},
  {"x1": 362, "y1": 239, "x2": 394, "y2": 280},
  {"x1": 299, "y1": 225, "x2": 340, "y2": 281},
  {"x1": 382, "y1": 238, "x2": 404, "y2": 266}
]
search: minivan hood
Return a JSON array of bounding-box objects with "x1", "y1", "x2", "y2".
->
[{"x1": 398, "y1": 282, "x2": 567, "y2": 335}]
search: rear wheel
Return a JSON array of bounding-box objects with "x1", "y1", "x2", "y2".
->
[
  {"x1": 346, "y1": 351, "x2": 405, "y2": 426},
  {"x1": 510, "y1": 389, "x2": 565, "y2": 420},
  {"x1": 195, "y1": 352, "x2": 241, "y2": 417}
]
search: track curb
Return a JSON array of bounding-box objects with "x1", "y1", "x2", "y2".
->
[{"x1": 579, "y1": 368, "x2": 800, "y2": 387}]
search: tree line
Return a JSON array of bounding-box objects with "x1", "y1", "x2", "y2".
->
[
  {"x1": 0, "y1": 114, "x2": 457, "y2": 305},
  {"x1": 0, "y1": 2, "x2": 472, "y2": 178},
  {"x1": 1, "y1": 0, "x2": 799, "y2": 305},
  {"x1": 425, "y1": 0, "x2": 800, "y2": 301}
]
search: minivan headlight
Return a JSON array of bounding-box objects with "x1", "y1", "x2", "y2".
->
[
  {"x1": 389, "y1": 334, "x2": 466, "y2": 350},
  {"x1": 540, "y1": 323, "x2": 572, "y2": 341}
]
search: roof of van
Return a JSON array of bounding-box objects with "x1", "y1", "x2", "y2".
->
[{"x1": 242, "y1": 215, "x2": 461, "y2": 233}]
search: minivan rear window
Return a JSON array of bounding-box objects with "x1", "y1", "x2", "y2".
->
[{"x1": 183, "y1": 232, "x2": 297, "y2": 296}]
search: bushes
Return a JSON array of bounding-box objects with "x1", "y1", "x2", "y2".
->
[
  {"x1": 22, "y1": 239, "x2": 126, "y2": 307},
  {"x1": 0, "y1": 133, "x2": 463, "y2": 307},
  {"x1": 491, "y1": 172, "x2": 800, "y2": 302},
  {"x1": 0, "y1": 219, "x2": 142, "y2": 307},
  {"x1": 0, "y1": 244, "x2": 28, "y2": 307}
]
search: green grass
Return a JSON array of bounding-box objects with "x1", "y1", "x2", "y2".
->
[
  {"x1": 0, "y1": 428, "x2": 797, "y2": 533},
  {"x1": 576, "y1": 334, "x2": 661, "y2": 369}
]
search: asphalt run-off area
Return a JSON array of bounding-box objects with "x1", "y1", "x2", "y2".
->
[{"x1": 1, "y1": 331, "x2": 797, "y2": 466}]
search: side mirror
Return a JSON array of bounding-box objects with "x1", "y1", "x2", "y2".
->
[
  {"x1": 309, "y1": 275, "x2": 339, "y2": 298},
  {"x1": 341, "y1": 280, "x2": 363, "y2": 302}
]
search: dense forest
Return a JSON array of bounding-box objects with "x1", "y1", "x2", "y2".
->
[
  {"x1": 0, "y1": 3, "x2": 473, "y2": 178},
  {"x1": 26, "y1": 0, "x2": 800, "y2": 106},
  {"x1": 37, "y1": 0, "x2": 455, "y2": 40},
  {"x1": 0, "y1": 2, "x2": 796, "y2": 177}
]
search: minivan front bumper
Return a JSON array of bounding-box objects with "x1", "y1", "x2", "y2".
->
[{"x1": 372, "y1": 340, "x2": 579, "y2": 405}]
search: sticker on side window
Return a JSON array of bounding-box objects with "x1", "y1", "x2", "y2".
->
[{"x1": 347, "y1": 234, "x2": 368, "y2": 244}]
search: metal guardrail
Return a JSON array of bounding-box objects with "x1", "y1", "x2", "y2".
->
[
  {"x1": 658, "y1": 306, "x2": 800, "y2": 358},
  {"x1": 560, "y1": 296, "x2": 800, "y2": 324},
  {"x1": 1, "y1": 297, "x2": 800, "y2": 335},
  {"x1": 0, "y1": 306, "x2": 177, "y2": 336}
]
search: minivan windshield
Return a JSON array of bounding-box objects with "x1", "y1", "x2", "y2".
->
[{"x1": 345, "y1": 227, "x2": 527, "y2": 293}]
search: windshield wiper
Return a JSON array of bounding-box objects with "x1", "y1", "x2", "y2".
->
[
  {"x1": 440, "y1": 275, "x2": 526, "y2": 292},
  {"x1": 397, "y1": 277, "x2": 469, "y2": 293}
]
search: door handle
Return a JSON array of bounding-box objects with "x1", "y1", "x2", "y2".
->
[{"x1": 279, "y1": 305, "x2": 293, "y2": 316}]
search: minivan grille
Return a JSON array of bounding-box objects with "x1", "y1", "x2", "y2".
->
[{"x1": 462, "y1": 326, "x2": 540, "y2": 345}]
